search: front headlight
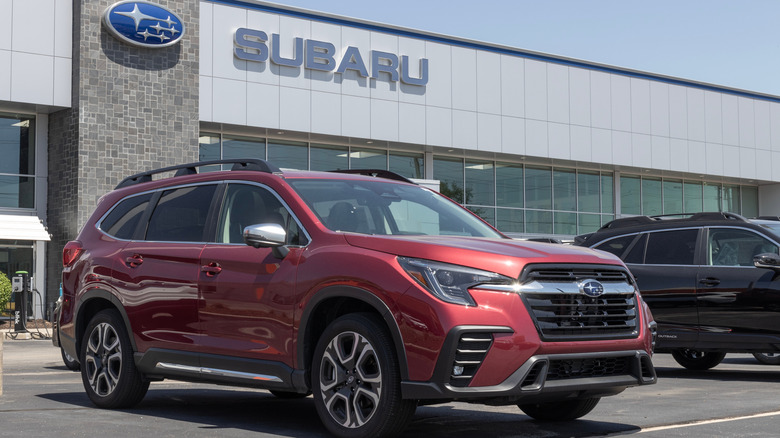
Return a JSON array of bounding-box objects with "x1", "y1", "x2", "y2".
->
[{"x1": 397, "y1": 257, "x2": 514, "y2": 306}]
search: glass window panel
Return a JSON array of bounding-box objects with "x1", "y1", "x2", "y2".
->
[
  {"x1": 525, "y1": 210, "x2": 552, "y2": 234},
  {"x1": 602, "y1": 214, "x2": 615, "y2": 226},
  {"x1": 268, "y1": 140, "x2": 307, "y2": 170},
  {"x1": 525, "y1": 167, "x2": 552, "y2": 210},
  {"x1": 663, "y1": 180, "x2": 683, "y2": 215},
  {"x1": 146, "y1": 185, "x2": 217, "y2": 242},
  {"x1": 553, "y1": 169, "x2": 576, "y2": 211},
  {"x1": 496, "y1": 163, "x2": 523, "y2": 208},
  {"x1": 624, "y1": 233, "x2": 647, "y2": 264},
  {"x1": 595, "y1": 234, "x2": 637, "y2": 259},
  {"x1": 0, "y1": 115, "x2": 35, "y2": 175},
  {"x1": 311, "y1": 144, "x2": 348, "y2": 171},
  {"x1": 198, "y1": 133, "x2": 221, "y2": 172},
  {"x1": 642, "y1": 178, "x2": 662, "y2": 216},
  {"x1": 217, "y1": 184, "x2": 288, "y2": 244},
  {"x1": 708, "y1": 228, "x2": 777, "y2": 266},
  {"x1": 224, "y1": 136, "x2": 266, "y2": 161},
  {"x1": 601, "y1": 174, "x2": 614, "y2": 214},
  {"x1": 389, "y1": 152, "x2": 423, "y2": 179},
  {"x1": 351, "y1": 148, "x2": 387, "y2": 170},
  {"x1": 554, "y1": 212, "x2": 577, "y2": 235},
  {"x1": 577, "y1": 172, "x2": 600, "y2": 213},
  {"x1": 742, "y1": 186, "x2": 758, "y2": 218},
  {"x1": 99, "y1": 193, "x2": 153, "y2": 239},
  {"x1": 496, "y1": 208, "x2": 523, "y2": 233},
  {"x1": 467, "y1": 206, "x2": 495, "y2": 226},
  {"x1": 578, "y1": 213, "x2": 602, "y2": 235},
  {"x1": 703, "y1": 183, "x2": 721, "y2": 212},
  {"x1": 684, "y1": 182, "x2": 703, "y2": 213},
  {"x1": 433, "y1": 157, "x2": 464, "y2": 204},
  {"x1": 0, "y1": 176, "x2": 34, "y2": 208},
  {"x1": 620, "y1": 176, "x2": 641, "y2": 215},
  {"x1": 722, "y1": 185, "x2": 740, "y2": 213},
  {"x1": 465, "y1": 160, "x2": 494, "y2": 206},
  {"x1": 645, "y1": 229, "x2": 697, "y2": 265}
]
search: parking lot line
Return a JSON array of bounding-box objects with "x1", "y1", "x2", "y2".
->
[{"x1": 637, "y1": 410, "x2": 780, "y2": 433}]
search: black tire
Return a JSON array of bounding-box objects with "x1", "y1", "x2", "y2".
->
[
  {"x1": 270, "y1": 390, "x2": 310, "y2": 399},
  {"x1": 671, "y1": 349, "x2": 726, "y2": 370},
  {"x1": 61, "y1": 346, "x2": 80, "y2": 371},
  {"x1": 80, "y1": 309, "x2": 149, "y2": 408},
  {"x1": 753, "y1": 352, "x2": 780, "y2": 365},
  {"x1": 519, "y1": 397, "x2": 600, "y2": 421},
  {"x1": 311, "y1": 313, "x2": 416, "y2": 438}
]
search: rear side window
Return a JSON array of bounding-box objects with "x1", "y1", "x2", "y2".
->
[
  {"x1": 99, "y1": 193, "x2": 153, "y2": 239},
  {"x1": 595, "y1": 234, "x2": 637, "y2": 258},
  {"x1": 145, "y1": 185, "x2": 217, "y2": 242},
  {"x1": 644, "y1": 229, "x2": 698, "y2": 265}
]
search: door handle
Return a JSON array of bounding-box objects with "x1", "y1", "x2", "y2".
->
[
  {"x1": 125, "y1": 254, "x2": 143, "y2": 268},
  {"x1": 201, "y1": 262, "x2": 222, "y2": 277},
  {"x1": 699, "y1": 277, "x2": 720, "y2": 287}
]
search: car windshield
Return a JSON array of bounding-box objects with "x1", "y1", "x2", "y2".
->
[
  {"x1": 288, "y1": 178, "x2": 504, "y2": 238},
  {"x1": 754, "y1": 221, "x2": 780, "y2": 239}
]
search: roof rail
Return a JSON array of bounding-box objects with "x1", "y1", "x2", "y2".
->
[
  {"x1": 687, "y1": 212, "x2": 747, "y2": 222},
  {"x1": 329, "y1": 169, "x2": 415, "y2": 184},
  {"x1": 599, "y1": 216, "x2": 657, "y2": 229},
  {"x1": 115, "y1": 159, "x2": 281, "y2": 189},
  {"x1": 600, "y1": 211, "x2": 748, "y2": 230}
]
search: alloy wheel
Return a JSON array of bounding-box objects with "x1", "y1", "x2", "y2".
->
[{"x1": 85, "y1": 322, "x2": 123, "y2": 397}]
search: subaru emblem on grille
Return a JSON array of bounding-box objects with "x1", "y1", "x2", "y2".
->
[{"x1": 579, "y1": 279, "x2": 604, "y2": 297}]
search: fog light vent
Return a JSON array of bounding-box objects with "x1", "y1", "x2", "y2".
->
[{"x1": 449, "y1": 332, "x2": 493, "y2": 387}]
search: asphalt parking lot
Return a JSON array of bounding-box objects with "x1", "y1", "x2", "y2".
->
[{"x1": 1, "y1": 336, "x2": 780, "y2": 437}]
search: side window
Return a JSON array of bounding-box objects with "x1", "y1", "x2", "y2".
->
[
  {"x1": 145, "y1": 185, "x2": 217, "y2": 242},
  {"x1": 99, "y1": 193, "x2": 153, "y2": 239},
  {"x1": 624, "y1": 234, "x2": 647, "y2": 264},
  {"x1": 595, "y1": 234, "x2": 637, "y2": 258},
  {"x1": 708, "y1": 228, "x2": 779, "y2": 266},
  {"x1": 217, "y1": 184, "x2": 306, "y2": 245},
  {"x1": 644, "y1": 229, "x2": 698, "y2": 265}
]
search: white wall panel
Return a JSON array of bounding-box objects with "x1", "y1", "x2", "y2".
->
[
  {"x1": 569, "y1": 67, "x2": 590, "y2": 126},
  {"x1": 277, "y1": 16, "x2": 310, "y2": 90},
  {"x1": 590, "y1": 72, "x2": 610, "y2": 129},
  {"x1": 650, "y1": 82, "x2": 669, "y2": 136},
  {"x1": 246, "y1": 82, "x2": 279, "y2": 128},
  {"x1": 340, "y1": 27, "x2": 370, "y2": 98},
  {"x1": 426, "y1": 106, "x2": 452, "y2": 147},
  {"x1": 740, "y1": 147, "x2": 756, "y2": 179},
  {"x1": 631, "y1": 133, "x2": 651, "y2": 168},
  {"x1": 11, "y1": 52, "x2": 53, "y2": 105},
  {"x1": 477, "y1": 113, "x2": 501, "y2": 152},
  {"x1": 722, "y1": 145, "x2": 741, "y2": 178},
  {"x1": 500, "y1": 55, "x2": 524, "y2": 117},
  {"x1": 755, "y1": 100, "x2": 771, "y2": 149},
  {"x1": 651, "y1": 136, "x2": 670, "y2": 170},
  {"x1": 311, "y1": 91, "x2": 341, "y2": 136},
  {"x1": 398, "y1": 36, "x2": 426, "y2": 105},
  {"x1": 525, "y1": 119, "x2": 548, "y2": 157},
  {"x1": 452, "y1": 109, "x2": 477, "y2": 149},
  {"x1": 369, "y1": 31, "x2": 399, "y2": 101},
  {"x1": 308, "y1": 21, "x2": 341, "y2": 94},
  {"x1": 669, "y1": 138, "x2": 688, "y2": 172},
  {"x1": 424, "y1": 42, "x2": 452, "y2": 108},
  {"x1": 246, "y1": 10, "x2": 280, "y2": 86},
  {"x1": 200, "y1": 2, "x2": 213, "y2": 77},
  {"x1": 630, "y1": 79, "x2": 650, "y2": 134},
  {"x1": 612, "y1": 131, "x2": 631, "y2": 165},
  {"x1": 0, "y1": 50, "x2": 9, "y2": 101},
  {"x1": 548, "y1": 123, "x2": 570, "y2": 159},
  {"x1": 771, "y1": 103, "x2": 780, "y2": 151},
  {"x1": 398, "y1": 102, "x2": 425, "y2": 144},
  {"x1": 686, "y1": 88, "x2": 705, "y2": 142},
  {"x1": 54, "y1": 0, "x2": 71, "y2": 58},
  {"x1": 721, "y1": 94, "x2": 739, "y2": 146},
  {"x1": 738, "y1": 97, "x2": 755, "y2": 148},
  {"x1": 687, "y1": 141, "x2": 706, "y2": 174},
  {"x1": 341, "y1": 95, "x2": 370, "y2": 137},
  {"x1": 212, "y1": 78, "x2": 247, "y2": 125},
  {"x1": 610, "y1": 75, "x2": 630, "y2": 132},
  {"x1": 547, "y1": 64, "x2": 569, "y2": 124},
  {"x1": 279, "y1": 86, "x2": 310, "y2": 132},
  {"x1": 756, "y1": 149, "x2": 772, "y2": 180},
  {"x1": 705, "y1": 143, "x2": 724, "y2": 176},
  {"x1": 0, "y1": 0, "x2": 10, "y2": 50},
  {"x1": 524, "y1": 60, "x2": 547, "y2": 121},
  {"x1": 476, "y1": 51, "x2": 501, "y2": 115},
  {"x1": 501, "y1": 116, "x2": 525, "y2": 155},
  {"x1": 669, "y1": 85, "x2": 687, "y2": 139},
  {"x1": 451, "y1": 47, "x2": 477, "y2": 111},
  {"x1": 213, "y1": 4, "x2": 247, "y2": 81},
  {"x1": 53, "y1": 57, "x2": 70, "y2": 107},
  {"x1": 12, "y1": 0, "x2": 54, "y2": 55},
  {"x1": 773, "y1": 153, "x2": 780, "y2": 181},
  {"x1": 570, "y1": 125, "x2": 591, "y2": 162},
  {"x1": 591, "y1": 128, "x2": 612, "y2": 165},
  {"x1": 371, "y1": 99, "x2": 398, "y2": 141},
  {"x1": 704, "y1": 92, "x2": 722, "y2": 143},
  {"x1": 199, "y1": 75, "x2": 213, "y2": 122}
]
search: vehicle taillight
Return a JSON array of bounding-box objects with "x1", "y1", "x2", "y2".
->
[{"x1": 63, "y1": 241, "x2": 84, "y2": 267}]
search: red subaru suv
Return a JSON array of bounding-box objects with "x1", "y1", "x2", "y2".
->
[{"x1": 56, "y1": 159, "x2": 656, "y2": 437}]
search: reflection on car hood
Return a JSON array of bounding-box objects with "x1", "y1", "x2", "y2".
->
[{"x1": 343, "y1": 234, "x2": 623, "y2": 278}]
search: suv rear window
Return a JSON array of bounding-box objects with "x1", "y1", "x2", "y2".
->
[
  {"x1": 99, "y1": 193, "x2": 153, "y2": 239},
  {"x1": 145, "y1": 185, "x2": 217, "y2": 242},
  {"x1": 644, "y1": 229, "x2": 697, "y2": 265}
]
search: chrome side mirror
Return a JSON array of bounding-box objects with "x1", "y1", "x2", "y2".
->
[
  {"x1": 243, "y1": 223, "x2": 288, "y2": 258},
  {"x1": 753, "y1": 252, "x2": 780, "y2": 270}
]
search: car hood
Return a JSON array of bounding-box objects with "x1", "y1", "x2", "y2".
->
[{"x1": 343, "y1": 234, "x2": 624, "y2": 278}]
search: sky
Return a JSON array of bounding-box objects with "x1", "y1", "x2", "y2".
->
[{"x1": 264, "y1": 0, "x2": 780, "y2": 96}]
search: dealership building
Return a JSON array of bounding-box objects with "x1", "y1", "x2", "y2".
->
[{"x1": 3, "y1": 0, "x2": 780, "y2": 316}]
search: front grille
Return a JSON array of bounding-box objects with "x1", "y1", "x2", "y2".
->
[
  {"x1": 520, "y1": 264, "x2": 639, "y2": 341},
  {"x1": 449, "y1": 332, "x2": 493, "y2": 387},
  {"x1": 547, "y1": 356, "x2": 632, "y2": 381}
]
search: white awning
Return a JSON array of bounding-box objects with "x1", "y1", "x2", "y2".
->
[{"x1": 0, "y1": 215, "x2": 51, "y2": 241}]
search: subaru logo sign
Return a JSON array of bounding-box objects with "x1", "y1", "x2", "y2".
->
[
  {"x1": 578, "y1": 279, "x2": 605, "y2": 297},
  {"x1": 103, "y1": 1, "x2": 184, "y2": 48}
]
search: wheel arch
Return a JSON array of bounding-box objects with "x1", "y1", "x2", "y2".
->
[
  {"x1": 297, "y1": 286, "x2": 409, "y2": 389},
  {"x1": 75, "y1": 289, "x2": 137, "y2": 355}
]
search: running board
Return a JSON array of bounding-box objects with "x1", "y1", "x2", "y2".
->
[{"x1": 155, "y1": 362, "x2": 283, "y2": 382}]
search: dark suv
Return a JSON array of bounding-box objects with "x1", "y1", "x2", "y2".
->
[
  {"x1": 55, "y1": 159, "x2": 655, "y2": 437},
  {"x1": 576, "y1": 212, "x2": 780, "y2": 370}
]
